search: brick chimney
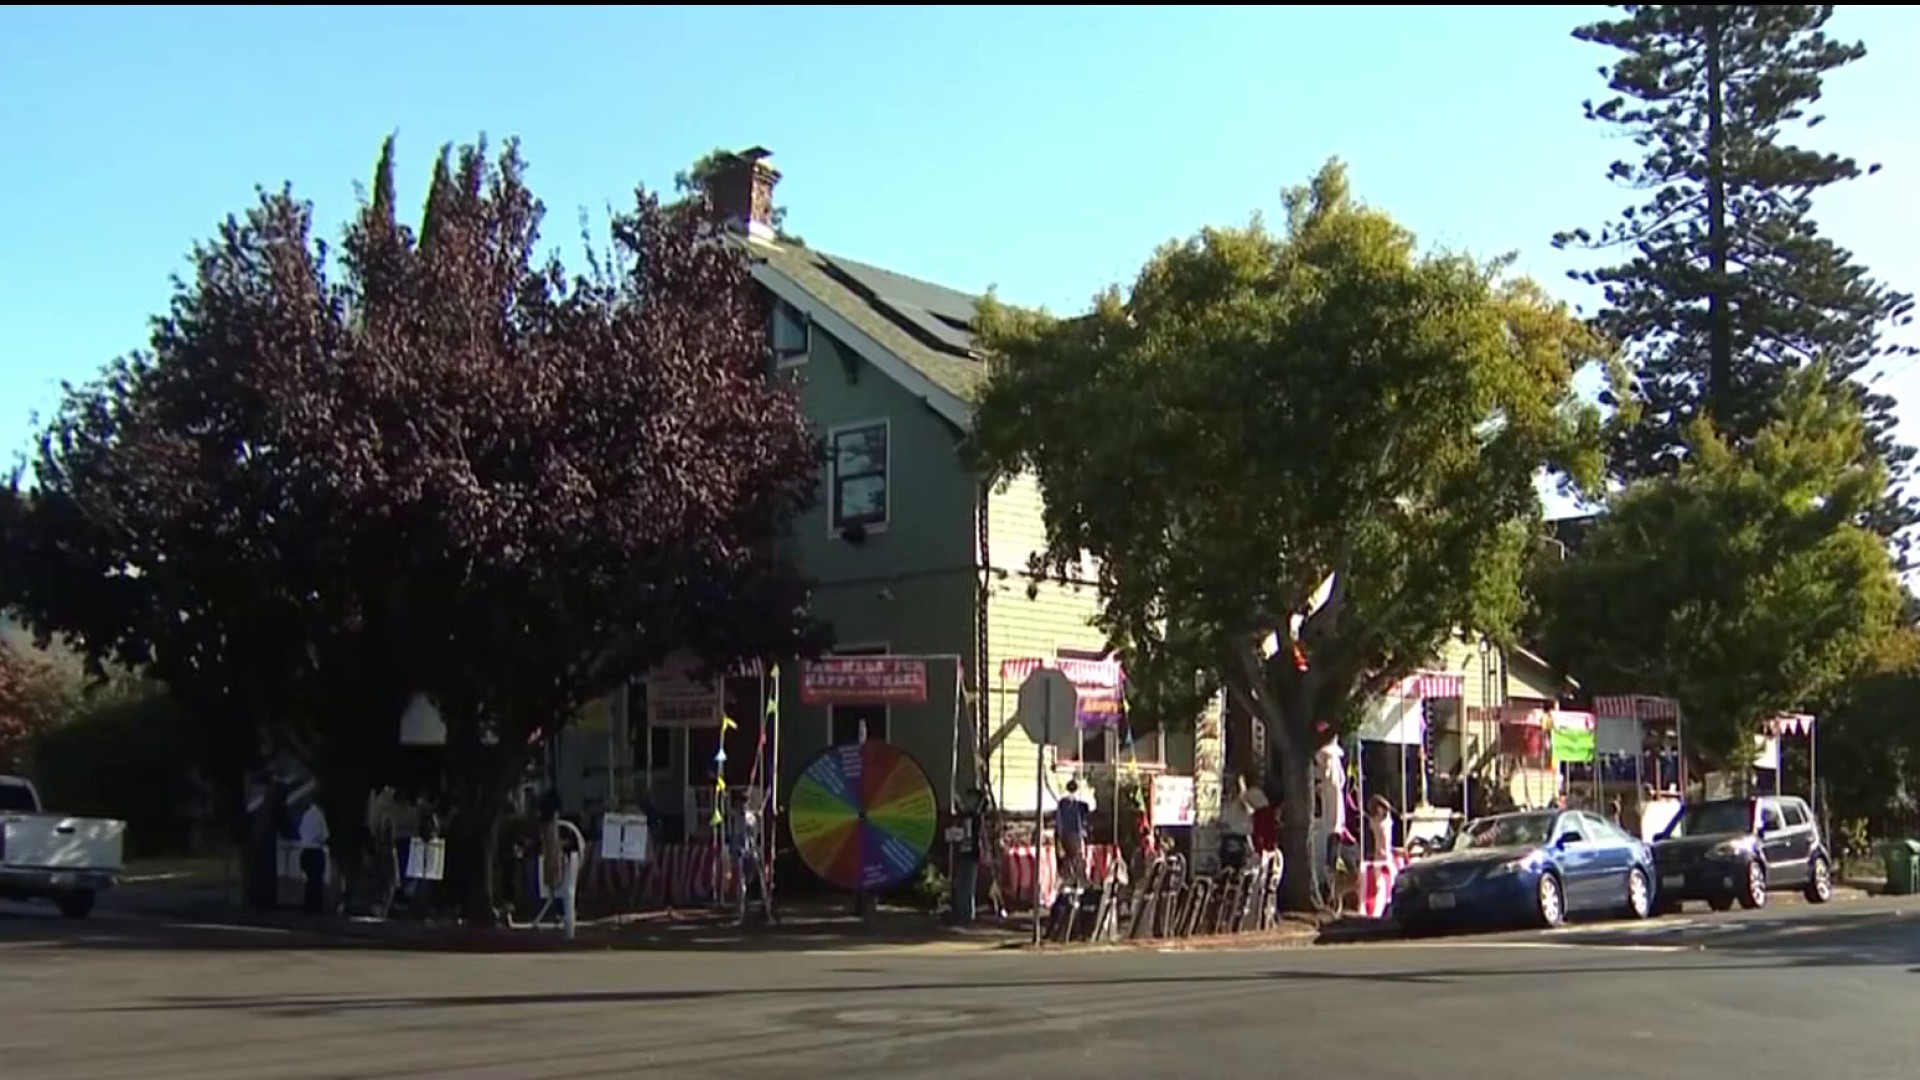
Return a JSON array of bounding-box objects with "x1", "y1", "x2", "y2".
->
[{"x1": 705, "y1": 146, "x2": 781, "y2": 243}]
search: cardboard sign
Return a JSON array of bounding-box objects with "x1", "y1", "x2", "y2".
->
[
  {"x1": 599, "y1": 813, "x2": 650, "y2": 863},
  {"x1": 801, "y1": 657, "x2": 928, "y2": 705},
  {"x1": 647, "y1": 653, "x2": 723, "y2": 728}
]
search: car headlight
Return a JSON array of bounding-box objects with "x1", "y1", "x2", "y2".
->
[
  {"x1": 1485, "y1": 857, "x2": 1532, "y2": 878},
  {"x1": 1708, "y1": 839, "x2": 1756, "y2": 859}
]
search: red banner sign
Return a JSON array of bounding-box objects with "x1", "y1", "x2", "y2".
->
[{"x1": 801, "y1": 657, "x2": 928, "y2": 705}]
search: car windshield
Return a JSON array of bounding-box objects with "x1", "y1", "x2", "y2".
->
[
  {"x1": 1452, "y1": 812, "x2": 1558, "y2": 851},
  {"x1": 1668, "y1": 800, "x2": 1753, "y2": 838}
]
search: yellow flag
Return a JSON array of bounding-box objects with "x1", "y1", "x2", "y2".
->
[{"x1": 721, "y1": 714, "x2": 739, "y2": 731}]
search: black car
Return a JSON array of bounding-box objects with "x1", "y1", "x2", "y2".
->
[{"x1": 1650, "y1": 795, "x2": 1833, "y2": 913}]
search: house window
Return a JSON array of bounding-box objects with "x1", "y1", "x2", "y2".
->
[
  {"x1": 827, "y1": 644, "x2": 891, "y2": 745},
  {"x1": 829, "y1": 422, "x2": 889, "y2": 533},
  {"x1": 831, "y1": 705, "x2": 888, "y2": 746},
  {"x1": 642, "y1": 726, "x2": 673, "y2": 774},
  {"x1": 686, "y1": 727, "x2": 719, "y2": 787},
  {"x1": 1076, "y1": 726, "x2": 1112, "y2": 764},
  {"x1": 770, "y1": 300, "x2": 809, "y2": 368}
]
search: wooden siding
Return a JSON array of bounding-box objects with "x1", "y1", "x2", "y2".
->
[{"x1": 982, "y1": 472, "x2": 1106, "y2": 813}]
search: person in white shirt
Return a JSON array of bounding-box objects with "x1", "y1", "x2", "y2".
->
[{"x1": 297, "y1": 800, "x2": 330, "y2": 915}]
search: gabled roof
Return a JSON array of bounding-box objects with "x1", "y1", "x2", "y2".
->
[{"x1": 749, "y1": 241, "x2": 983, "y2": 428}]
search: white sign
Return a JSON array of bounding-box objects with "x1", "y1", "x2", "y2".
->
[
  {"x1": 600, "y1": 812, "x2": 651, "y2": 863},
  {"x1": 1358, "y1": 695, "x2": 1424, "y2": 745},
  {"x1": 398, "y1": 693, "x2": 447, "y2": 747},
  {"x1": 405, "y1": 838, "x2": 446, "y2": 881},
  {"x1": 647, "y1": 652, "x2": 723, "y2": 728},
  {"x1": 1151, "y1": 775, "x2": 1196, "y2": 827}
]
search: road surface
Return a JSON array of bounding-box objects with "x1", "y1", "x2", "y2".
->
[{"x1": 3, "y1": 896, "x2": 1918, "y2": 1079}]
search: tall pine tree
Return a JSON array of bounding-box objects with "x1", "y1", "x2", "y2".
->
[{"x1": 1558, "y1": 5, "x2": 1916, "y2": 545}]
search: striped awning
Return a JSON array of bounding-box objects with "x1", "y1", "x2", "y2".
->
[
  {"x1": 1762, "y1": 712, "x2": 1816, "y2": 737},
  {"x1": 1467, "y1": 705, "x2": 1556, "y2": 727},
  {"x1": 998, "y1": 656, "x2": 1125, "y2": 687},
  {"x1": 1593, "y1": 694, "x2": 1680, "y2": 721},
  {"x1": 1388, "y1": 672, "x2": 1464, "y2": 699},
  {"x1": 1548, "y1": 710, "x2": 1595, "y2": 732}
]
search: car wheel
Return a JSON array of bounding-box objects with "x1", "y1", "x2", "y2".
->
[
  {"x1": 1738, "y1": 860, "x2": 1767, "y2": 910},
  {"x1": 1625, "y1": 868, "x2": 1653, "y2": 919},
  {"x1": 1535, "y1": 872, "x2": 1566, "y2": 928},
  {"x1": 1707, "y1": 894, "x2": 1735, "y2": 912},
  {"x1": 1805, "y1": 856, "x2": 1833, "y2": 904},
  {"x1": 55, "y1": 890, "x2": 95, "y2": 920}
]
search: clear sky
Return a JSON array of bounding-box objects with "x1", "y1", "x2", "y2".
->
[{"x1": 3, "y1": 4, "x2": 1917, "y2": 515}]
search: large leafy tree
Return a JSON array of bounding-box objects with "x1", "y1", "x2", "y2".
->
[
  {"x1": 0, "y1": 640, "x2": 73, "y2": 773},
  {"x1": 0, "y1": 138, "x2": 822, "y2": 916},
  {"x1": 1809, "y1": 629, "x2": 1920, "y2": 844},
  {"x1": 1535, "y1": 366, "x2": 1900, "y2": 767},
  {"x1": 1556, "y1": 5, "x2": 1917, "y2": 545},
  {"x1": 970, "y1": 161, "x2": 1605, "y2": 910}
]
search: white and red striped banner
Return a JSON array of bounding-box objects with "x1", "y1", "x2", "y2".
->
[
  {"x1": 1593, "y1": 694, "x2": 1680, "y2": 721},
  {"x1": 1762, "y1": 712, "x2": 1816, "y2": 737},
  {"x1": 1548, "y1": 710, "x2": 1595, "y2": 731},
  {"x1": 560, "y1": 841, "x2": 722, "y2": 908},
  {"x1": 998, "y1": 657, "x2": 1125, "y2": 686},
  {"x1": 998, "y1": 841, "x2": 1121, "y2": 908},
  {"x1": 1388, "y1": 672, "x2": 1464, "y2": 699}
]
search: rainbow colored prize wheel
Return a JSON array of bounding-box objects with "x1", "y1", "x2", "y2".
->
[{"x1": 789, "y1": 741, "x2": 939, "y2": 892}]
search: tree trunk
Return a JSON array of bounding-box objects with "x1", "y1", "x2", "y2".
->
[
  {"x1": 1703, "y1": 7, "x2": 1732, "y2": 423},
  {"x1": 447, "y1": 790, "x2": 503, "y2": 925},
  {"x1": 443, "y1": 721, "x2": 522, "y2": 927},
  {"x1": 1267, "y1": 690, "x2": 1322, "y2": 914}
]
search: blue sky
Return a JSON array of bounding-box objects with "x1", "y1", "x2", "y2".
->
[{"x1": 3, "y1": 4, "x2": 1917, "y2": 516}]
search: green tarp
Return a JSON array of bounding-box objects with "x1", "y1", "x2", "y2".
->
[{"x1": 1551, "y1": 725, "x2": 1595, "y2": 764}]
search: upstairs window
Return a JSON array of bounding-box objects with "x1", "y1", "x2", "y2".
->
[
  {"x1": 829, "y1": 421, "x2": 889, "y2": 534},
  {"x1": 770, "y1": 301, "x2": 810, "y2": 368}
]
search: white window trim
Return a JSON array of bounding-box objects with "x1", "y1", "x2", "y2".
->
[
  {"x1": 824, "y1": 642, "x2": 891, "y2": 746},
  {"x1": 771, "y1": 300, "x2": 810, "y2": 371},
  {"x1": 826, "y1": 417, "x2": 892, "y2": 539}
]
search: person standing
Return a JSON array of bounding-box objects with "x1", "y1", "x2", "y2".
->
[
  {"x1": 950, "y1": 789, "x2": 986, "y2": 923},
  {"x1": 727, "y1": 790, "x2": 769, "y2": 924},
  {"x1": 296, "y1": 797, "x2": 330, "y2": 916},
  {"x1": 1218, "y1": 775, "x2": 1258, "y2": 872},
  {"x1": 1055, "y1": 780, "x2": 1090, "y2": 890}
]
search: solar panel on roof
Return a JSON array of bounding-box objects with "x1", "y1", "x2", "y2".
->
[
  {"x1": 819, "y1": 253, "x2": 980, "y2": 359},
  {"x1": 885, "y1": 300, "x2": 975, "y2": 354},
  {"x1": 823, "y1": 254, "x2": 979, "y2": 316}
]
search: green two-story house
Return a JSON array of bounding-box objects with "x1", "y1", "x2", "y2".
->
[{"x1": 585, "y1": 147, "x2": 1205, "y2": 838}]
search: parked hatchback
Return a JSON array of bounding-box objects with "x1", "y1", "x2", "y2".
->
[{"x1": 1650, "y1": 795, "x2": 1833, "y2": 912}]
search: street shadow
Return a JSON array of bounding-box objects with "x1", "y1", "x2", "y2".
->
[
  {"x1": 0, "y1": 904, "x2": 1019, "y2": 957},
  {"x1": 100, "y1": 946, "x2": 1904, "y2": 1021}
]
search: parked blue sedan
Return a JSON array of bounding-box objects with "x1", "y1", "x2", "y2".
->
[{"x1": 1391, "y1": 809, "x2": 1657, "y2": 931}]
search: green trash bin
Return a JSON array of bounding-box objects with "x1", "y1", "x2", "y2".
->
[{"x1": 1880, "y1": 839, "x2": 1920, "y2": 896}]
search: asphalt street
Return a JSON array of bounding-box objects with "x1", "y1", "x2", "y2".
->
[{"x1": 4, "y1": 897, "x2": 1919, "y2": 1080}]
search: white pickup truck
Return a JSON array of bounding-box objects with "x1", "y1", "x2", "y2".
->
[{"x1": 0, "y1": 775, "x2": 125, "y2": 918}]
